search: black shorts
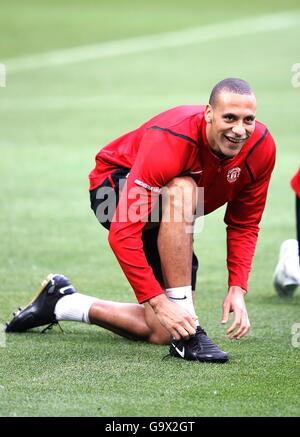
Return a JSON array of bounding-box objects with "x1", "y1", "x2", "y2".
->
[{"x1": 90, "y1": 168, "x2": 199, "y2": 289}]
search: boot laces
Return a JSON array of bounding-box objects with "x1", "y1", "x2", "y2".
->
[{"x1": 41, "y1": 321, "x2": 64, "y2": 334}]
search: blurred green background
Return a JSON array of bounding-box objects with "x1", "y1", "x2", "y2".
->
[{"x1": 0, "y1": 0, "x2": 299, "y2": 417}]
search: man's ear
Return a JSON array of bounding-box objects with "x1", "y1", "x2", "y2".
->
[{"x1": 204, "y1": 104, "x2": 213, "y2": 123}]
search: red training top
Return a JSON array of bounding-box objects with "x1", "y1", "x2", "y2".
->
[
  {"x1": 89, "y1": 105, "x2": 276, "y2": 303},
  {"x1": 291, "y1": 168, "x2": 300, "y2": 197}
]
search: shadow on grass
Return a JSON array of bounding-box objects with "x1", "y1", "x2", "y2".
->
[{"x1": 4, "y1": 326, "x2": 157, "y2": 354}]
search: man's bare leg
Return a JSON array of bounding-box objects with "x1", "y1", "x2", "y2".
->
[
  {"x1": 88, "y1": 299, "x2": 170, "y2": 345},
  {"x1": 158, "y1": 177, "x2": 196, "y2": 288},
  {"x1": 158, "y1": 177, "x2": 198, "y2": 323}
]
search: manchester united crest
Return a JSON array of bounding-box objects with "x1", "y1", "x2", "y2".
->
[{"x1": 227, "y1": 167, "x2": 241, "y2": 183}]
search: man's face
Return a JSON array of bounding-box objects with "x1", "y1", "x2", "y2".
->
[{"x1": 205, "y1": 91, "x2": 256, "y2": 158}]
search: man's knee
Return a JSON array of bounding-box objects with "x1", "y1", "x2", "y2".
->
[
  {"x1": 143, "y1": 302, "x2": 171, "y2": 345},
  {"x1": 162, "y1": 176, "x2": 198, "y2": 222},
  {"x1": 167, "y1": 176, "x2": 197, "y2": 191}
]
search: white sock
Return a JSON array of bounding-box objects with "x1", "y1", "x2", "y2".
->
[
  {"x1": 166, "y1": 285, "x2": 199, "y2": 326},
  {"x1": 54, "y1": 293, "x2": 96, "y2": 324}
]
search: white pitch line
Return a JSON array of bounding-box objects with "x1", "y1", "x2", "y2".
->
[{"x1": 3, "y1": 10, "x2": 300, "y2": 74}]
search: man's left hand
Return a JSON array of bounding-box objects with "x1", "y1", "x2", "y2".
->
[{"x1": 221, "y1": 286, "x2": 250, "y2": 339}]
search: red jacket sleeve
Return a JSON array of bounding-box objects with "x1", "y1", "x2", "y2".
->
[
  {"x1": 108, "y1": 128, "x2": 192, "y2": 303},
  {"x1": 224, "y1": 132, "x2": 276, "y2": 291}
]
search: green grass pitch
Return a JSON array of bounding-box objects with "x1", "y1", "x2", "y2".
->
[{"x1": 0, "y1": 0, "x2": 300, "y2": 417}]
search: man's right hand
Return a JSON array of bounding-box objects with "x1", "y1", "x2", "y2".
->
[{"x1": 148, "y1": 293, "x2": 197, "y2": 340}]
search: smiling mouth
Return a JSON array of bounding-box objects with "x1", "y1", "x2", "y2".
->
[{"x1": 224, "y1": 135, "x2": 247, "y2": 144}]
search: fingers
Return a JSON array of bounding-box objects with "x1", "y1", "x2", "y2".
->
[
  {"x1": 173, "y1": 325, "x2": 192, "y2": 340},
  {"x1": 170, "y1": 328, "x2": 182, "y2": 341},
  {"x1": 170, "y1": 321, "x2": 196, "y2": 340},
  {"x1": 226, "y1": 311, "x2": 250, "y2": 339},
  {"x1": 173, "y1": 305, "x2": 197, "y2": 337},
  {"x1": 185, "y1": 314, "x2": 197, "y2": 335},
  {"x1": 174, "y1": 316, "x2": 197, "y2": 340},
  {"x1": 234, "y1": 322, "x2": 250, "y2": 339},
  {"x1": 161, "y1": 304, "x2": 197, "y2": 340},
  {"x1": 221, "y1": 302, "x2": 230, "y2": 324}
]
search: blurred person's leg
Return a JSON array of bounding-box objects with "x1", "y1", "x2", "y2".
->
[{"x1": 273, "y1": 194, "x2": 300, "y2": 297}]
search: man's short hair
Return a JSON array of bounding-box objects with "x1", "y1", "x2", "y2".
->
[{"x1": 209, "y1": 78, "x2": 254, "y2": 107}]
